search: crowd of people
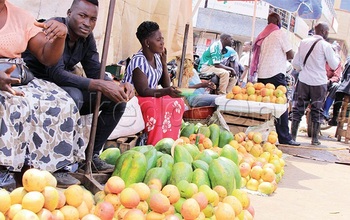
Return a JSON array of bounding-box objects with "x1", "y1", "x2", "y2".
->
[
  {"x1": 193, "y1": 12, "x2": 345, "y2": 146},
  {"x1": 0, "y1": 0, "x2": 347, "y2": 188}
]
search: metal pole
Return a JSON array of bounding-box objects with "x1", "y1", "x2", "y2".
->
[
  {"x1": 178, "y1": 23, "x2": 190, "y2": 88},
  {"x1": 85, "y1": 0, "x2": 116, "y2": 175}
]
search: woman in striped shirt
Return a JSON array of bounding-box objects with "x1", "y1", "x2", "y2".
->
[{"x1": 122, "y1": 21, "x2": 185, "y2": 146}]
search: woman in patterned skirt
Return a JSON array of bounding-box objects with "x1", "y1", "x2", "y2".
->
[{"x1": 0, "y1": 0, "x2": 85, "y2": 186}]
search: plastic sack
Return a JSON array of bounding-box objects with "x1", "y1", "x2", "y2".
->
[
  {"x1": 108, "y1": 96, "x2": 145, "y2": 140},
  {"x1": 81, "y1": 96, "x2": 144, "y2": 142},
  {"x1": 207, "y1": 110, "x2": 230, "y2": 131},
  {"x1": 245, "y1": 118, "x2": 275, "y2": 142}
]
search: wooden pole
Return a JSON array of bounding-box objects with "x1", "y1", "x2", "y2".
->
[
  {"x1": 85, "y1": 0, "x2": 116, "y2": 175},
  {"x1": 177, "y1": 23, "x2": 190, "y2": 88}
]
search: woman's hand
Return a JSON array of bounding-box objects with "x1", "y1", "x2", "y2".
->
[
  {"x1": 35, "y1": 20, "x2": 67, "y2": 43},
  {"x1": 202, "y1": 81, "x2": 216, "y2": 90},
  {"x1": 160, "y1": 47, "x2": 167, "y2": 66},
  {"x1": 166, "y1": 86, "x2": 182, "y2": 98},
  {"x1": 0, "y1": 65, "x2": 24, "y2": 96}
]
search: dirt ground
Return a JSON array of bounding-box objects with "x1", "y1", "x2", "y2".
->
[{"x1": 249, "y1": 118, "x2": 350, "y2": 220}]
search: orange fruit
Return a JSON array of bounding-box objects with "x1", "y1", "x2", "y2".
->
[
  {"x1": 149, "y1": 192, "x2": 171, "y2": 214},
  {"x1": 161, "y1": 184, "x2": 180, "y2": 204},
  {"x1": 22, "y1": 168, "x2": 46, "y2": 192},
  {"x1": 0, "y1": 189, "x2": 11, "y2": 213},
  {"x1": 21, "y1": 191, "x2": 45, "y2": 213},
  {"x1": 64, "y1": 185, "x2": 84, "y2": 208},
  {"x1": 120, "y1": 188, "x2": 140, "y2": 209},
  {"x1": 180, "y1": 198, "x2": 200, "y2": 220},
  {"x1": 60, "y1": 205, "x2": 80, "y2": 220}
]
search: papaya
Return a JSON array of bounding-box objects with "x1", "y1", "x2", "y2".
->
[
  {"x1": 218, "y1": 129, "x2": 234, "y2": 148},
  {"x1": 219, "y1": 144, "x2": 239, "y2": 165},
  {"x1": 112, "y1": 150, "x2": 135, "y2": 176},
  {"x1": 173, "y1": 145, "x2": 193, "y2": 164},
  {"x1": 209, "y1": 124, "x2": 220, "y2": 147},
  {"x1": 143, "y1": 167, "x2": 168, "y2": 187},
  {"x1": 193, "y1": 122, "x2": 203, "y2": 134},
  {"x1": 194, "y1": 151, "x2": 213, "y2": 165},
  {"x1": 192, "y1": 160, "x2": 209, "y2": 173},
  {"x1": 191, "y1": 168, "x2": 211, "y2": 188},
  {"x1": 156, "y1": 151, "x2": 164, "y2": 159},
  {"x1": 180, "y1": 123, "x2": 195, "y2": 138},
  {"x1": 203, "y1": 149, "x2": 219, "y2": 160},
  {"x1": 99, "y1": 148, "x2": 120, "y2": 165},
  {"x1": 156, "y1": 154, "x2": 174, "y2": 180},
  {"x1": 144, "y1": 147, "x2": 158, "y2": 171},
  {"x1": 131, "y1": 145, "x2": 154, "y2": 153},
  {"x1": 168, "y1": 162, "x2": 193, "y2": 185},
  {"x1": 198, "y1": 126, "x2": 211, "y2": 138},
  {"x1": 181, "y1": 120, "x2": 189, "y2": 131},
  {"x1": 182, "y1": 143, "x2": 200, "y2": 159},
  {"x1": 218, "y1": 156, "x2": 241, "y2": 189},
  {"x1": 208, "y1": 157, "x2": 238, "y2": 194},
  {"x1": 116, "y1": 151, "x2": 147, "y2": 187},
  {"x1": 155, "y1": 138, "x2": 175, "y2": 155}
]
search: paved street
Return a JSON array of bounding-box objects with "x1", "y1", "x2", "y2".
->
[{"x1": 250, "y1": 117, "x2": 350, "y2": 220}]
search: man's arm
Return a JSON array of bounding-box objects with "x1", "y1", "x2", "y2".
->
[
  {"x1": 47, "y1": 57, "x2": 92, "y2": 90},
  {"x1": 325, "y1": 45, "x2": 340, "y2": 70},
  {"x1": 329, "y1": 63, "x2": 342, "y2": 83},
  {"x1": 286, "y1": 50, "x2": 294, "y2": 61},
  {"x1": 214, "y1": 63, "x2": 236, "y2": 76}
]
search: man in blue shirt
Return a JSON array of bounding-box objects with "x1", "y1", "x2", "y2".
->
[{"x1": 23, "y1": 0, "x2": 134, "y2": 175}]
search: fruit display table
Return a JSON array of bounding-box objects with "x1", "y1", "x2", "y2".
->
[{"x1": 215, "y1": 96, "x2": 288, "y2": 133}]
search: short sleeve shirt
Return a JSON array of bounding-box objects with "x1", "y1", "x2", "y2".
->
[
  {"x1": 0, "y1": 1, "x2": 41, "y2": 58},
  {"x1": 257, "y1": 30, "x2": 292, "y2": 79},
  {"x1": 123, "y1": 51, "x2": 163, "y2": 89},
  {"x1": 198, "y1": 40, "x2": 223, "y2": 71}
]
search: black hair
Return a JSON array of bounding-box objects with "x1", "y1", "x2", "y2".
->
[
  {"x1": 72, "y1": 0, "x2": 98, "y2": 7},
  {"x1": 136, "y1": 21, "x2": 159, "y2": 43}
]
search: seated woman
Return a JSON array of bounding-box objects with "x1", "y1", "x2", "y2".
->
[
  {"x1": 186, "y1": 68, "x2": 218, "y2": 108},
  {"x1": 122, "y1": 21, "x2": 185, "y2": 146},
  {"x1": 0, "y1": 0, "x2": 85, "y2": 186}
]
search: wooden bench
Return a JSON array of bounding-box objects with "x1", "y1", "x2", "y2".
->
[{"x1": 335, "y1": 95, "x2": 350, "y2": 144}]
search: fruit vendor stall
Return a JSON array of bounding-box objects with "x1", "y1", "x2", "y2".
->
[
  {"x1": 217, "y1": 82, "x2": 288, "y2": 134},
  {"x1": 0, "y1": 80, "x2": 289, "y2": 219}
]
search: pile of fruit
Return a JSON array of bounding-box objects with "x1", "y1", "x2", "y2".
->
[
  {"x1": 0, "y1": 120, "x2": 287, "y2": 219},
  {"x1": 179, "y1": 122, "x2": 285, "y2": 196},
  {"x1": 226, "y1": 82, "x2": 288, "y2": 104},
  {"x1": 0, "y1": 168, "x2": 97, "y2": 220}
]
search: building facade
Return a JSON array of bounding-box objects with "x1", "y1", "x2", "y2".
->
[{"x1": 193, "y1": 0, "x2": 345, "y2": 60}]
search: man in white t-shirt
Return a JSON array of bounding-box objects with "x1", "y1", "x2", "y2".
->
[
  {"x1": 253, "y1": 12, "x2": 298, "y2": 146},
  {"x1": 239, "y1": 41, "x2": 251, "y2": 86},
  {"x1": 291, "y1": 22, "x2": 340, "y2": 145}
]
